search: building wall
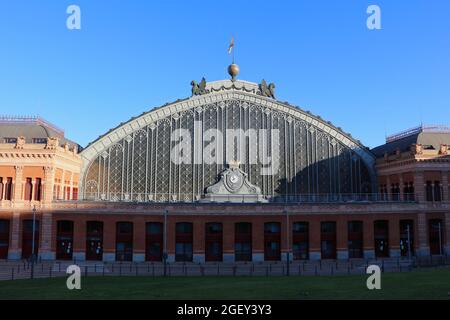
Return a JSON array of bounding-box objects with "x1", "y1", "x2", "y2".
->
[{"x1": 2, "y1": 202, "x2": 448, "y2": 262}]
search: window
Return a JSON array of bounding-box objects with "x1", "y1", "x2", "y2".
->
[
  {"x1": 321, "y1": 222, "x2": 336, "y2": 259},
  {"x1": 34, "y1": 178, "x2": 42, "y2": 201},
  {"x1": 429, "y1": 219, "x2": 443, "y2": 255},
  {"x1": 205, "y1": 223, "x2": 223, "y2": 262},
  {"x1": 146, "y1": 222, "x2": 163, "y2": 261},
  {"x1": 4, "y1": 178, "x2": 12, "y2": 200},
  {"x1": 86, "y1": 221, "x2": 103, "y2": 261},
  {"x1": 175, "y1": 222, "x2": 193, "y2": 262},
  {"x1": 0, "y1": 220, "x2": 10, "y2": 259},
  {"x1": 176, "y1": 222, "x2": 193, "y2": 234},
  {"x1": 403, "y1": 182, "x2": 415, "y2": 201},
  {"x1": 117, "y1": 221, "x2": 133, "y2": 234},
  {"x1": 374, "y1": 220, "x2": 389, "y2": 257},
  {"x1": 235, "y1": 222, "x2": 252, "y2": 261},
  {"x1": 56, "y1": 221, "x2": 74, "y2": 260},
  {"x1": 399, "y1": 220, "x2": 414, "y2": 257},
  {"x1": 206, "y1": 222, "x2": 222, "y2": 234},
  {"x1": 433, "y1": 181, "x2": 442, "y2": 202},
  {"x1": 147, "y1": 222, "x2": 163, "y2": 235},
  {"x1": 32, "y1": 138, "x2": 47, "y2": 144},
  {"x1": 24, "y1": 178, "x2": 33, "y2": 201},
  {"x1": 4, "y1": 137, "x2": 17, "y2": 144},
  {"x1": 293, "y1": 222, "x2": 309, "y2": 260},
  {"x1": 116, "y1": 222, "x2": 133, "y2": 261},
  {"x1": 391, "y1": 183, "x2": 400, "y2": 201},
  {"x1": 72, "y1": 188, "x2": 78, "y2": 200},
  {"x1": 426, "y1": 181, "x2": 433, "y2": 201},
  {"x1": 264, "y1": 222, "x2": 280, "y2": 234},
  {"x1": 348, "y1": 221, "x2": 363, "y2": 258},
  {"x1": 0, "y1": 178, "x2": 3, "y2": 201},
  {"x1": 264, "y1": 222, "x2": 281, "y2": 261}
]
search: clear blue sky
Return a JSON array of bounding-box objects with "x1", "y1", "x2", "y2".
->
[{"x1": 0, "y1": 0, "x2": 449, "y2": 148}]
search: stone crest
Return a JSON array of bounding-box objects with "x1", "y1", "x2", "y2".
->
[{"x1": 203, "y1": 161, "x2": 267, "y2": 203}]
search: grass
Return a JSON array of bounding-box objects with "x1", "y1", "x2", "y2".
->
[{"x1": 0, "y1": 269, "x2": 449, "y2": 300}]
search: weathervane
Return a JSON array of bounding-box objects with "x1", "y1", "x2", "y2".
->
[{"x1": 227, "y1": 36, "x2": 239, "y2": 81}]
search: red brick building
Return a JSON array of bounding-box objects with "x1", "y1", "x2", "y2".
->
[{"x1": 0, "y1": 74, "x2": 449, "y2": 263}]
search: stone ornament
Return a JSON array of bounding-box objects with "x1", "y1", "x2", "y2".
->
[
  {"x1": 203, "y1": 161, "x2": 267, "y2": 203},
  {"x1": 191, "y1": 77, "x2": 210, "y2": 96},
  {"x1": 258, "y1": 79, "x2": 276, "y2": 99},
  {"x1": 45, "y1": 137, "x2": 59, "y2": 150},
  {"x1": 14, "y1": 136, "x2": 26, "y2": 149}
]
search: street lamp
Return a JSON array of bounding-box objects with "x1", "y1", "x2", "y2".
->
[
  {"x1": 163, "y1": 208, "x2": 168, "y2": 277},
  {"x1": 31, "y1": 205, "x2": 37, "y2": 279},
  {"x1": 285, "y1": 209, "x2": 290, "y2": 276},
  {"x1": 407, "y1": 224, "x2": 412, "y2": 262}
]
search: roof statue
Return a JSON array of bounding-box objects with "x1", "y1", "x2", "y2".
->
[
  {"x1": 259, "y1": 79, "x2": 276, "y2": 99},
  {"x1": 191, "y1": 77, "x2": 210, "y2": 96}
]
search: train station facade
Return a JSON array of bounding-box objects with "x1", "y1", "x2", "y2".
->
[{"x1": 1, "y1": 71, "x2": 449, "y2": 263}]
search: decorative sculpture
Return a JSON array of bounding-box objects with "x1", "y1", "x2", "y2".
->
[
  {"x1": 14, "y1": 136, "x2": 26, "y2": 149},
  {"x1": 202, "y1": 161, "x2": 267, "y2": 203},
  {"x1": 45, "y1": 137, "x2": 59, "y2": 150},
  {"x1": 259, "y1": 79, "x2": 276, "y2": 99},
  {"x1": 191, "y1": 77, "x2": 210, "y2": 96}
]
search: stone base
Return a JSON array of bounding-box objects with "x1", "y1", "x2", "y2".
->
[
  {"x1": 7, "y1": 251, "x2": 21, "y2": 260},
  {"x1": 73, "y1": 252, "x2": 86, "y2": 261},
  {"x1": 39, "y1": 252, "x2": 56, "y2": 261},
  {"x1": 309, "y1": 252, "x2": 321, "y2": 261},
  {"x1": 281, "y1": 252, "x2": 294, "y2": 261},
  {"x1": 193, "y1": 254, "x2": 205, "y2": 264},
  {"x1": 252, "y1": 253, "x2": 264, "y2": 262},
  {"x1": 363, "y1": 249, "x2": 375, "y2": 259},
  {"x1": 133, "y1": 254, "x2": 145, "y2": 263},
  {"x1": 337, "y1": 250, "x2": 349, "y2": 260},
  {"x1": 223, "y1": 253, "x2": 235, "y2": 263},
  {"x1": 166, "y1": 254, "x2": 175, "y2": 263},
  {"x1": 103, "y1": 253, "x2": 115, "y2": 262},
  {"x1": 416, "y1": 247, "x2": 430, "y2": 257},
  {"x1": 445, "y1": 246, "x2": 450, "y2": 256},
  {"x1": 389, "y1": 249, "x2": 401, "y2": 258}
]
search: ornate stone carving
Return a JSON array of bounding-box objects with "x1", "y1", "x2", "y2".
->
[
  {"x1": 191, "y1": 77, "x2": 210, "y2": 96},
  {"x1": 411, "y1": 143, "x2": 423, "y2": 155},
  {"x1": 15, "y1": 165, "x2": 24, "y2": 174},
  {"x1": 203, "y1": 161, "x2": 267, "y2": 203},
  {"x1": 14, "y1": 136, "x2": 26, "y2": 149},
  {"x1": 439, "y1": 144, "x2": 448, "y2": 155},
  {"x1": 45, "y1": 137, "x2": 59, "y2": 150},
  {"x1": 258, "y1": 79, "x2": 276, "y2": 99}
]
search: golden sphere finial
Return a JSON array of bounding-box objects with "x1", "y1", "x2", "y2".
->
[{"x1": 228, "y1": 64, "x2": 240, "y2": 81}]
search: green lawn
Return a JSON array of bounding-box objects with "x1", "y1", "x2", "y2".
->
[{"x1": 0, "y1": 269, "x2": 449, "y2": 300}]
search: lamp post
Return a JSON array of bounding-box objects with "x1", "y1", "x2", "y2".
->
[
  {"x1": 407, "y1": 224, "x2": 412, "y2": 262},
  {"x1": 285, "y1": 209, "x2": 290, "y2": 276},
  {"x1": 31, "y1": 205, "x2": 37, "y2": 280},
  {"x1": 438, "y1": 222, "x2": 442, "y2": 256},
  {"x1": 163, "y1": 209, "x2": 168, "y2": 277}
]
